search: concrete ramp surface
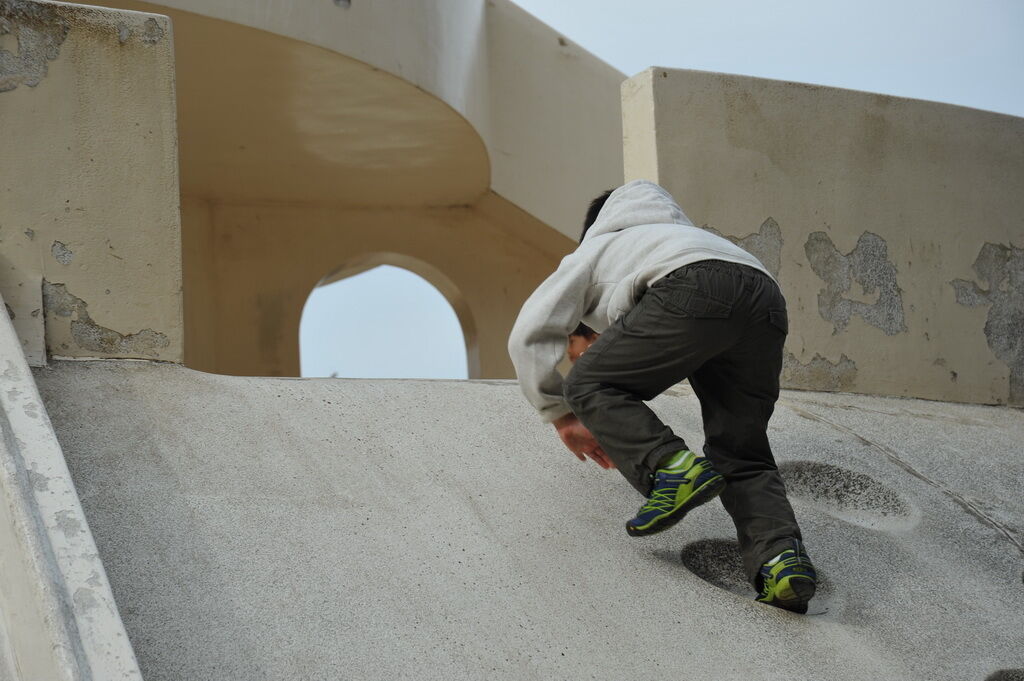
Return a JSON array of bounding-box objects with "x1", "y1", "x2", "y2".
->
[{"x1": 34, "y1": 360, "x2": 1024, "y2": 681}]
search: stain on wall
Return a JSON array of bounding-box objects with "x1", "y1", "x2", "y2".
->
[
  {"x1": 783, "y1": 351, "x2": 857, "y2": 392},
  {"x1": 140, "y1": 16, "x2": 164, "y2": 44},
  {"x1": 42, "y1": 280, "x2": 169, "y2": 357},
  {"x1": 706, "y1": 217, "x2": 783, "y2": 278},
  {"x1": 50, "y1": 240, "x2": 73, "y2": 265},
  {"x1": 805, "y1": 231, "x2": 906, "y2": 336},
  {"x1": 950, "y1": 242, "x2": 1024, "y2": 405},
  {"x1": 0, "y1": 0, "x2": 70, "y2": 92}
]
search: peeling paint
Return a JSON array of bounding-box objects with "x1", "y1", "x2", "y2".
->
[
  {"x1": 783, "y1": 351, "x2": 857, "y2": 392},
  {"x1": 805, "y1": 231, "x2": 906, "y2": 336},
  {"x1": 42, "y1": 280, "x2": 170, "y2": 357},
  {"x1": 51, "y1": 239, "x2": 73, "y2": 265},
  {"x1": 950, "y1": 243, "x2": 1024, "y2": 405},
  {"x1": 706, "y1": 217, "x2": 783, "y2": 278},
  {"x1": 54, "y1": 508, "x2": 82, "y2": 537},
  {"x1": 73, "y1": 586, "x2": 100, "y2": 611},
  {"x1": 0, "y1": 0, "x2": 70, "y2": 92},
  {"x1": 116, "y1": 21, "x2": 129, "y2": 44},
  {"x1": 27, "y1": 468, "x2": 49, "y2": 491},
  {"x1": 140, "y1": 17, "x2": 163, "y2": 44}
]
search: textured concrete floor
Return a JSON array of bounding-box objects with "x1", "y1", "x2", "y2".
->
[{"x1": 34, "y1": 360, "x2": 1024, "y2": 681}]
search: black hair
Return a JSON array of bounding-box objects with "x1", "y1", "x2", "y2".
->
[
  {"x1": 580, "y1": 189, "x2": 615, "y2": 242},
  {"x1": 570, "y1": 322, "x2": 597, "y2": 339}
]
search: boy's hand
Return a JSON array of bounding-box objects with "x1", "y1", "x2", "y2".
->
[{"x1": 552, "y1": 414, "x2": 615, "y2": 469}]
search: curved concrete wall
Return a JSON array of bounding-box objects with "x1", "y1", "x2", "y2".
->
[
  {"x1": 88, "y1": 0, "x2": 626, "y2": 238},
  {"x1": 623, "y1": 68, "x2": 1024, "y2": 406},
  {"x1": 54, "y1": 0, "x2": 618, "y2": 377}
]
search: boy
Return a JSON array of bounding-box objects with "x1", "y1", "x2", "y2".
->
[{"x1": 509, "y1": 180, "x2": 816, "y2": 613}]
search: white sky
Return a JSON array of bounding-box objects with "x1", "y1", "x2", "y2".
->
[
  {"x1": 300, "y1": 0, "x2": 1022, "y2": 378},
  {"x1": 300, "y1": 266, "x2": 468, "y2": 379}
]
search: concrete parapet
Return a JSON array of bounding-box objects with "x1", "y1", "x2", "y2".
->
[
  {"x1": 623, "y1": 67, "x2": 1024, "y2": 405},
  {"x1": 0, "y1": 290, "x2": 141, "y2": 680},
  {"x1": 0, "y1": 0, "x2": 182, "y2": 364}
]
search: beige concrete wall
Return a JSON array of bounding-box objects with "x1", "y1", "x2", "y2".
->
[
  {"x1": 623, "y1": 68, "x2": 1024, "y2": 406},
  {"x1": 182, "y1": 191, "x2": 573, "y2": 378},
  {"x1": 0, "y1": 0, "x2": 182, "y2": 363}
]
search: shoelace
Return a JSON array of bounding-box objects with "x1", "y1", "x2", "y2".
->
[{"x1": 639, "y1": 473, "x2": 687, "y2": 513}]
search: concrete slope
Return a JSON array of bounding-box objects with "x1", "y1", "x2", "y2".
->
[{"x1": 34, "y1": 360, "x2": 1024, "y2": 681}]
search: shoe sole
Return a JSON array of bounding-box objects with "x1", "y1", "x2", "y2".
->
[
  {"x1": 762, "y1": 575, "x2": 817, "y2": 614},
  {"x1": 626, "y1": 475, "x2": 726, "y2": 537}
]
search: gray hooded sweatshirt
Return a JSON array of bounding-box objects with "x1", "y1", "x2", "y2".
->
[{"x1": 508, "y1": 179, "x2": 772, "y2": 422}]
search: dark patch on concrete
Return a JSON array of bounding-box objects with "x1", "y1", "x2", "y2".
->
[
  {"x1": 0, "y1": 0, "x2": 70, "y2": 93},
  {"x1": 805, "y1": 231, "x2": 906, "y2": 336},
  {"x1": 141, "y1": 17, "x2": 163, "y2": 44},
  {"x1": 557, "y1": 36, "x2": 568, "y2": 47},
  {"x1": 51, "y1": 239, "x2": 73, "y2": 265},
  {"x1": 4, "y1": 302, "x2": 13, "y2": 320},
  {"x1": 789, "y1": 404, "x2": 1024, "y2": 557},
  {"x1": 950, "y1": 243, "x2": 1024, "y2": 406},
  {"x1": 23, "y1": 227, "x2": 34, "y2": 240},
  {"x1": 706, "y1": 217, "x2": 783, "y2": 278},
  {"x1": 42, "y1": 280, "x2": 169, "y2": 357},
  {"x1": 778, "y1": 460, "x2": 911, "y2": 518},
  {"x1": 332, "y1": 0, "x2": 351, "y2": 7},
  {"x1": 986, "y1": 671, "x2": 1024, "y2": 681},
  {"x1": 679, "y1": 538, "x2": 749, "y2": 596},
  {"x1": 679, "y1": 537, "x2": 832, "y2": 603},
  {"x1": 782, "y1": 351, "x2": 856, "y2": 392}
]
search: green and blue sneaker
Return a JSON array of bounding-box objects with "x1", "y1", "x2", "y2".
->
[
  {"x1": 625, "y1": 450, "x2": 725, "y2": 537},
  {"x1": 755, "y1": 540, "x2": 817, "y2": 614}
]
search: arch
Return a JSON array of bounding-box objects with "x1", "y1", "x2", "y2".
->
[{"x1": 315, "y1": 252, "x2": 480, "y2": 379}]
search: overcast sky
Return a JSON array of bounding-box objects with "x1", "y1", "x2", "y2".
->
[{"x1": 300, "y1": 0, "x2": 1022, "y2": 379}]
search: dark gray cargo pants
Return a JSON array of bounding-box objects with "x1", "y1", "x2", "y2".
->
[{"x1": 563, "y1": 260, "x2": 802, "y2": 583}]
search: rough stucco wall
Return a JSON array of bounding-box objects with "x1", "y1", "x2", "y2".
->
[
  {"x1": 485, "y1": 0, "x2": 625, "y2": 237},
  {"x1": 181, "y1": 191, "x2": 573, "y2": 379},
  {"x1": 0, "y1": 0, "x2": 183, "y2": 363},
  {"x1": 623, "y1": 68, "x2": 1024, "y2": 406}
]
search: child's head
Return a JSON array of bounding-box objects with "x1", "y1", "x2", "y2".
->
[
  {"x1": 568, "y1": 323, "x2": 599, "y2": 363},
  {"x1": 580, "y1": 189, "x2": 615, "y2": 243}
]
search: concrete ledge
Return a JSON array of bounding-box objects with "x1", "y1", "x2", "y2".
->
[{"x1": 0, "y1": 291, "x2": 141, "y2": 680}]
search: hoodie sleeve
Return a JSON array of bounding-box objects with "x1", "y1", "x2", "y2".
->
[{"x1": 507, "y1": 252, "x2": 591, "y2": 423}]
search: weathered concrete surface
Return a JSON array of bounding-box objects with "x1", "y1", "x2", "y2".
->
[
  {"x1": 0, "y1": 0, "x2": 183, "y2": 363},
  {"x1": 0, "y1": 295, "x2": 141, "y2": 681},
  {"x1": 34, "y1": 360, "x2": 1024, "y2": 681},
  {"x1": 623, "y1": 67, "x2": 1024, "y2": 406}
]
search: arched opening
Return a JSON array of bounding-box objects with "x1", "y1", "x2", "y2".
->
[{"x1": 299, "y1": 254, "x2": 479, "y2": 379}]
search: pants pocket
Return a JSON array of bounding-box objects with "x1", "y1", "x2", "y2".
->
[{"x1": 663, "y1": 287, "x2": 733, "y2": 317}]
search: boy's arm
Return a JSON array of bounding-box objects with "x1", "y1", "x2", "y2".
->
[{"x1": 507, "y1": 253, "x2": 591, "y2": 422}]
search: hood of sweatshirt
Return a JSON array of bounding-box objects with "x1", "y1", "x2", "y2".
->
[{"x1": 583, "y1": 179, "x2": 694, "y2": 241}]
